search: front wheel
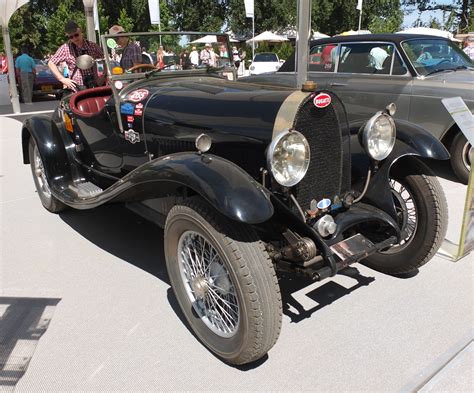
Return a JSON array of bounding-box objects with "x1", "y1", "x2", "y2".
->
[
  {"x1": 363, "y1": 157, "x2": 448, "y2": 275},
  {"x1": 450, "y1": 132, "x2": 471, "y2": 185},
  {"x1": 164, "y1": 198, "x2": 282, "y2": 365}
]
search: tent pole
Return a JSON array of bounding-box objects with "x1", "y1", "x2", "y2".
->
[
  {"x1": 296, "y1": 0, "x2": 311, "y2": 89},
  {"x1": 2, "y1": 25, "x2": 21, "y2": 113},
  {"x1": 252, "y1": 16, "x2": 255, "y2": 61}
]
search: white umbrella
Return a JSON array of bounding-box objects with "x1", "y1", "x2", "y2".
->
[
  {"x1": 0, "y1": 0, "x2": 30, "y2": 113},
  {"x1": 396, "y1": 27, "x2": 458, "y2": 41},
  {"x1": 190, "y1": 34, "x2": 238, "y2": 44},
  {"x1": 312, "y1": 31, "x2": 330, "y2": 39},
  {"x1": 246, "y1": 31, "x2": 289, "y2": 44}
]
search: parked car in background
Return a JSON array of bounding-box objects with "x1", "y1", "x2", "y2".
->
[
  {"x1": 32, "y1": 59, "x2": 63, "y2": 99},
  {"x1": 241, "y1": 34, "x2": 474, "y2": 184},
  {"x1": 249, "y1": 52, "x2": 282, "y2": 75}
]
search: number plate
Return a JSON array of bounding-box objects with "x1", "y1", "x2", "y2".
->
[
  {"x1": 41, "y1": 85, "x2": 53, "y2": 92},
  {"x1": 330, "y1": 233, "x2": 374, "y2": 261}
]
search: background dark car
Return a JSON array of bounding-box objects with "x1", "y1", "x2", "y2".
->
[
  {"x1": 241, "y1": 34, "x2": 474, "y2": 184},
  {"x1": 32, "y1": 59, "x2": 63, "y2": 99}
]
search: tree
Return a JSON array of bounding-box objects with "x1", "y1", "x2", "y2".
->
[
  {"x1": 167, "y1": 0, "x2": 227, "y2": 32},
  {"x1": 45, "y1": 0, "x2": 85, "y2": 55},
  {"x1": 402, "y1": 0, "x2": 471, "y2": 32}
]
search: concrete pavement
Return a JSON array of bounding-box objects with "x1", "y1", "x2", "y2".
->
[{"x1": 0, "y1": 115, "x2": 472, "y2": 391}]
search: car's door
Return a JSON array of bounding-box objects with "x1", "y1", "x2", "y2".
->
[
  {"x1": 306, "y1": 42, "x2": 337, "y2": 89},
  {"x1": 326, "y1": 42, "x2": 413, "y2": 125}
]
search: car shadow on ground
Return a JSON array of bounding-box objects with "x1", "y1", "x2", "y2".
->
[
  {"x1": 60, "y1": 204, "x2": 377, "y2": 325},
  {"x1": 278, "y1": 267, "x2": 376, "y2": 323},
  {"x1": 60, "y1": 203, "x2": 170, "y2": 284},
  {"x1": 60, "y1": 203, "x2": 380, "y2": 368}
]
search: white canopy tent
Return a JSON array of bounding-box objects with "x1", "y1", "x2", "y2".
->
[
  {"x1": 190, "y1": 34, "x2": 238, "y2": 44},
  {"x1": 312, "y1": 31, "x2": 330, "y2": 39},
  {"x1": 0, "y1": 0, "x2": 29, "y2": 112},
  {"x1": 246, "y1": 31, "x2": 289, "y2": 44},
  {"x1": 396, "y1": 27, "x2": 460, "y2": 42}
]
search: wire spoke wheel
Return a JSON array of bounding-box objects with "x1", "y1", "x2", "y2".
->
[
  {"x1": 384, "y1": 178, "x2": 418, "y2": 252},
  {"x1": 178, "y1": 231, "x2": 239, "y2": 338},
  {"x1": 28, "y1": 137, "x2": 65, "y2": 213},
  {"x1": 165, "y1": 198, "x2": 282, "y2": 365},
  {"x1": 362, "y1": 158, "x2": 447, "y2": 274},
  {"x1": 33, "y1": 144, "x2": 52, "y2": 199}
]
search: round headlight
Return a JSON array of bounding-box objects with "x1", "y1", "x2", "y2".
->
[
  {"x1": 360, "y1": 113, "x2": 396, "y2": 161},
  {"x1": 267, "y1": 130, "x2": 310, "y2": 187}
]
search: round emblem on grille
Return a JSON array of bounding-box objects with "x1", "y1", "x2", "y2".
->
[{"x1": 313, "y1": 93, "x2": 331, "y2": 108}]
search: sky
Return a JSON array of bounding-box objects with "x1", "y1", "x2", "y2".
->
[{"x1": 401, "y1": 0, "x2": 456, "y2": 30}]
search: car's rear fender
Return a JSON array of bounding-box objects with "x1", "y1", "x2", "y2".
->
[{"x1": 351, "y1": 119, "x2": 449, "y2": 221}]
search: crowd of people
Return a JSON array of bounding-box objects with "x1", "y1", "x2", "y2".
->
[{"x1": 1, "y1": 20, "x2": 472, "y2": 100}]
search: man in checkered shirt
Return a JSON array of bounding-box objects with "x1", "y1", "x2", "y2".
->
[{"x1": 48, "y1": 21, "x2": 104, "y2": 92}]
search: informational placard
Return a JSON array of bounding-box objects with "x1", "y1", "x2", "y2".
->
[
  {"x1": 244, "y1": 0, "x2": 254, "y2": 18},
  {"x1": 438, "y1": 97, "x2": 474, "y2": 261},
  {"x1": 148, "y1": 0, "x2": 161, "y2": 25},
  {"x1": 441, "y1": 97, "x2": 474, "y2": 145}
]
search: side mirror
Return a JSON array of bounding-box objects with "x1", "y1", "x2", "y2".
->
[{"x1": 76, "y1": 54, "x2": 95, "y2": 70}]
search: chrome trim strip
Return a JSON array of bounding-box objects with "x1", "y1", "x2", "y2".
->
[{"x1": 272, "y1": 91, "x2": 310, "y2": 138}]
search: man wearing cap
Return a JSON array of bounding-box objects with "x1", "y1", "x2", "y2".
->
[
  {"x1": 109, "y1": 25, "x2": 142, "y2": 70},
  {"x1": 48, "y1": 21, "x2": 103, "y2": 92},
  {"x1": 463, "y1": 36, "x2": 474, "y2": 60},
  {"x1": 200, "y1": 43, "x2": 212, "y2": 66}
]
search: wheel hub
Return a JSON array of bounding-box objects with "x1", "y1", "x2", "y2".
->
[
  {"x1": 177, "y1": 230, "x2": 240, "y2": 338},
  {"x1": 191, "y1": 276, "x2": 209, "y2": 299},
  {"x1": 462, "y1": 142, "x2": 472, "y2": 171}
]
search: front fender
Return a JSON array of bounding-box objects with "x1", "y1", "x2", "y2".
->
[
  {"x1": 352, "y1": 119, "x2": 450, "y2": 221},
  {"x1": 49, "y1": 152, "x2": 274, "y2": 225},
  {"x1": 139, "y1": 153, "x2": 274, "y2": 224}
]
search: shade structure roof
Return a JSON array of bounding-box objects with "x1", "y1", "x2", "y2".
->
[
  {"x1": 0, "y1": 0, "x2": 29, "y2": 26},
  {"x1": 190, "y1": 34, "x2": 238, "y2": 44},
  {"x1": 246, "y1": 31, "x2": 289, "y2": 44},
  {"x1": 396, "y1": 27, "x2": 459, "y2": 41}
]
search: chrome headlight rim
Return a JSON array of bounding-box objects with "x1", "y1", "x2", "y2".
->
[
  {"x1": 361, "y1": 112, "x2": 396, "y2": 161},
  {"x1": 266, "y1": 129, "x2": 310, "y2": 187}
]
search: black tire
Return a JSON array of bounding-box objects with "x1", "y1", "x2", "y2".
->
[
  {"x1": 363, "y1": 157, "x2": 448, "y2": 275},
  {"x1": 450, "y1": 133, "x2": 471, "y2": 185},
  {"x1": 28, "y1": 137, "x2": 66, "y2": 213},
  {"x1": 164, "y1": 197, "x2": 282, "y2": 365}
]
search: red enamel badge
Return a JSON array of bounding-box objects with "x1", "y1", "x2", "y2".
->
[
  {"x1": 313, "y1": 93, "x2": 331, "y2": 108},
  {"x1": 126, "y1": 89, "x2": 149, "y2": 103}
]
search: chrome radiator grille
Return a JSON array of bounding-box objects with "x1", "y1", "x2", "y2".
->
[{"x1": 293, "y1": 92, "x2": 351, "y2": 210}]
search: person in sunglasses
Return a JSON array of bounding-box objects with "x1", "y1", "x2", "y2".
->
[{"x1": 48, "y1": 20, "x2": 104, "y2": 93}]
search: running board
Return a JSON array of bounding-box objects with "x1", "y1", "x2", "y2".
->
[{"x1": 68, "y1": 182, "x2": 103, "y2": 198}]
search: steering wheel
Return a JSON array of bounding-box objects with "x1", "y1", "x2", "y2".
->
[{"x1": 127, "y1": 63, "x2": 157, "y2": 73}]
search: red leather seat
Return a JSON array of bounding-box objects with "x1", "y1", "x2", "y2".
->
[{"x1": 70, "y1": 86, "x2": 112, "y2": 118}]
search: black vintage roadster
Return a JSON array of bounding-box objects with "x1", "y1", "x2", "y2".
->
[{"x1": 22, "y1": 32, "x2": 449, "y2": 365}]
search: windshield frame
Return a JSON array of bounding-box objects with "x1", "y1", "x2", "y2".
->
[
  {"x1": 99, "y1": 31, "x2": 236, "y2": 134},
  {"x1": 400, "y1": 37, "x2": 474, "y2": 77},
  {"x1": 100, "y1": 31, "x2": 235, "y2": 80}
]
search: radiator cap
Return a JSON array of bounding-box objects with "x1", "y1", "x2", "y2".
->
[{"x1": 302, "y1": 80, "x2": 317, "y2": 92}]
